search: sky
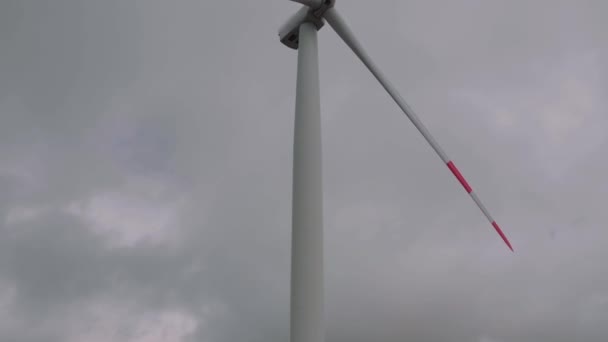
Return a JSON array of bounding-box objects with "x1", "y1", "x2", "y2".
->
[{"x1": 1, "y1": 0, "x2": 607, "y2": 341}]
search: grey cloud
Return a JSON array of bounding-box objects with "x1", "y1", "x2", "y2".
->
[{"x1": 1, "y1": 0, "x2": 608, "y2": 341}]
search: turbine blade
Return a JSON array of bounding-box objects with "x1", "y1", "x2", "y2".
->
[
  {"x1": 323, "y1": 7, "x2": 513, "y2": 252},
  {"x1": 288, "y1": 0, "x2": 322, "y2": 8}
]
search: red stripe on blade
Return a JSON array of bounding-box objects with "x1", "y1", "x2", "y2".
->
[
  {"x1": 492, "y1": 221, "x2": 513, "y2": 251},
  {"x1": 447, "y1": 161, "x2": 473, "y2": 193}
]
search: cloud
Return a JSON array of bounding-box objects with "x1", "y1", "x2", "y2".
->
[{"x1": 1, "y1": 0, "x2": 607, "y2": 341}]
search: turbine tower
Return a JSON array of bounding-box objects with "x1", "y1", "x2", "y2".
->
[{"x1": 278, "y1": 2, "x2": 513, "y2": 342}]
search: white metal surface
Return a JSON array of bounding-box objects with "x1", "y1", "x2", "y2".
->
[
  {"x1": 288, "y1": 0, "x2": 323, "y2": 8},
  {"x1": 290, "y1": 21, "x2": 325, "y2": 342},
  {"x1": 279, "y1": 4, "x2": 513, "y2": 341},
  {"x1": 323, "y1": 7, "x2": 449, "y2": 163},
  {"x1": 323, "y1": 7, "x2": 513, "y2": 251},
  {"x1": 279, "y1": 6, "x2": 324, "y2": 50}
]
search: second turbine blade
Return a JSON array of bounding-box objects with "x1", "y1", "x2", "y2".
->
[{"x1": 323, "y1": 7, "x2": 513, "y2": 252}]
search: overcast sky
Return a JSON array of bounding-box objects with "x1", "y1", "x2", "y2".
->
[{"x1": 1, "y1": 0, "x2": 607, "y2": 341}]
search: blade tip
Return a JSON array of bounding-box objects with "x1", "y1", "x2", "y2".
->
[{"x1": 491, "y1": 221, "x2": 514, "y2": 252}]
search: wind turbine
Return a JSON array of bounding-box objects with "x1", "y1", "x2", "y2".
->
[{"x1": 278, "y1": 1, "x2": 513, "y2": 342}]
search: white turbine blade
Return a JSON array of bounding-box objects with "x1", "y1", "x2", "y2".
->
[
  {"x1": 288, "y1": 0, "x2": 323, "y2": 8},
  {"x1": 323, "y1": 7, "x2": 513, "y2": 252}
]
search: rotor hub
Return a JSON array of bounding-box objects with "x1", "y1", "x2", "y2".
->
[
  {"x1": 278, "y1": 0, "x2": 336, "y2": 49},
  {"x1": 310, "y1": 0, "x2": 336, "y2": 19}
]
